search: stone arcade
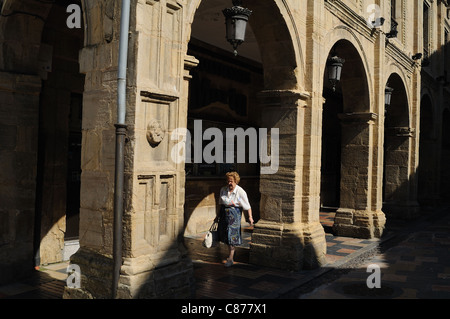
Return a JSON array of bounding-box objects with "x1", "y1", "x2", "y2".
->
[{"x1": 0, "y1": 0, "x2": 449, "y2": 299}]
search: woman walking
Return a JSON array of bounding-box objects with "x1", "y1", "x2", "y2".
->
[{"x1": 218, "y1": 172, "x2": 254, "y2": 267}]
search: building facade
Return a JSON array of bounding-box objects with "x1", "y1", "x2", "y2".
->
[{"x1": 0, "y1": 0, "x2": 449, "y2": 298}]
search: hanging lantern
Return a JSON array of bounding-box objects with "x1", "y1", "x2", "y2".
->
[
  {"x1": 385, "y1": 86, "x2": 394, "y2": 106},
  {"x1": 327, "y1": 55, "x2": 345, "y2": 92},
  {"x1": 223, "y1": 0, "x2": 252, "y2": 56}
]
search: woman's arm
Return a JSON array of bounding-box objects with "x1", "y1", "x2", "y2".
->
[{"x1": 247, "y1": 208, "x2": 254, "y2": 225}]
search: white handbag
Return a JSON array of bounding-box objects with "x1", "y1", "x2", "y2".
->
[{"x1": 203, "y1": 220, "x2": 219, "y2": 248}]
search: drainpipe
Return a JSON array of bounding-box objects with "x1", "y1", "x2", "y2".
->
[{"x1": 113, "y1": 0, "x2": 130, "y2": 299}]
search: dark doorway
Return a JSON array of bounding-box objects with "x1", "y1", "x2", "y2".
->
[
  {"x1": 321, "y1": 88, "x2": 343, "y2": 210},
  {"x1": 65, "y1": 93, "x2": 82, "y2": 240},
  {"x1": 418, "y1": 95, "x2": 435, "y2": 208},
  {"x1": 34, "y1": 1, "x2": 84, "y2": 265},
  {"x1": 440, "y1": 109, "x2": 450, "y2": 202}
]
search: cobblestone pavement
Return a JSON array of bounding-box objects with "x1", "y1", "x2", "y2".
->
[
  {"x1": 298, "y1": 207, "x2": 450, "y2": 299},
  {"x1": 0, "y1": 262, "x2": 67, "y2": 299},
  {"x1": 1, "y1": 207, "x2": 449, "y2": 300},
  {"x1": 192, "y1": 232, "x2": 380, "y2": 299}
]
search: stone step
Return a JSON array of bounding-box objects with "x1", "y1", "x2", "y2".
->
[
  {"x1": 183, "y1": 227, "x2": 253, "y2": 264},
  {"x1": 183, "y1": 212, "x2": 336, "y2": 264}
]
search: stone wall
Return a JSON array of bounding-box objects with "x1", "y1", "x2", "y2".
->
[
  {"x1": 1, "y1": 0, "x2": 449, "y2": 296},
  {"x1": 0, "y1": 72, "x2": 41, "y2": 284},
  {"x1": 67, "y1": 0, "x2": 196, "y2": 298}
]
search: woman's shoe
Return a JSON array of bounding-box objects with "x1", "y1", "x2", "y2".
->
[{"x1": 224, "y1": 259, "x2": 234, "y2": 267}]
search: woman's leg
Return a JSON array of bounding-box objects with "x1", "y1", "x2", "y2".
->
[
  {"x1": 228, "y1": 245, "x2": 235, "y2": 260},
  {"x1": 225, "y1": 245, "x2": 235, "y2": 267}
]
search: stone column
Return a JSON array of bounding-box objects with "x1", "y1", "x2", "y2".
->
[
  {"x1": 0, "y1": 72, "x2": 41, "y2": 284},
  {"x1": 418, "y1": 134, "x2": 441, "y2": 208},
  {"x1": 116, "y1": 87, "x2": 194, "y2": 299},
  {"x1": 114, "y1": 0, "x2": 194, "y2": 298},
  {"x1": 65, "y1": 0, "x2": 195, "y2": 299},
  {"x1": 383, "y1": 127, "x2": 420, "y2": 219},
  {"x1": 63, "y1": 39, "x2": 121, "y2": 298},
  {"x1": 249, "y1": 90, "x2": 327, "y2": 271},
  {"x1": 333, "y1": 112, "x2": 385, "y2": 239}
]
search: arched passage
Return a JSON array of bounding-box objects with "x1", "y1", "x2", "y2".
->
[
  {"x1": 321, "y1": 39, "x2": 384, "y2": 239},
  {"x1": 321, "y1": 39, "x2": 371, "y2": 211},
  {"x1": 418, "y1": 94, "x2": 436, "y2": 209},
  {"x1": 0, "y1": 0, "x2": 85, "y2": 282},
  {"x1": 183, "y1": 0, "x2": 263, "y2": 246},
  {"x1": 34, "y1": 1, "x2": 85, "y2": 265},
  {"x1": 382, "y1": 73, "x2": 414, "y2": 219},
  {"x1": 183, "y1": 0, "x2": 323, "y2": 271},
  {"x1": 185, "y1": 0, "x2": 301, "y2": 90},
  {"x1": 440, "y1": 108, "x2": 450, "y2": 202}
]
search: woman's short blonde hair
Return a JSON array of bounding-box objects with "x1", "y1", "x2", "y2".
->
[{"x1": 225, "y1": 171, "x2": 240, "y2": 184}]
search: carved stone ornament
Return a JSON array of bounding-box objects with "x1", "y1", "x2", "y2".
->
[{"x1": 146, "y1": 119, "x2": 165, "y2": 146}]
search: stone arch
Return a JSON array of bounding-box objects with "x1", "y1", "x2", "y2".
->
[
  {"x1": 440, "y1": 108, "x2": 450, "y2": 201},
  {"x1": 420, "y1": 89, "x2": 438, "y2": 139},
  {"x1": 321, "y1": 32, "x2": 384, "y2": 239},
  {"x1": 384, "y1": 63, "x2": 411, "y2": 120},
  {"x1": 382, "y1": 72, "x2": 415, "y2": 218},
  {"x1": 418, "y1": 93, "x2": 437, "y2": 208},
  {"x1": 384, "y1": 72, "x2": 410, "y2": 128},
  {"x1": 183, "y1": 0, "x2": 320, "y2": 271},
  {"x1": 0, "y1": 0, "x2": 52, "y2": 73},
  {"x1": 0, "y1": 0, "x2": 87, "y2": 269},
  {"x1": 0, "y1": 0, "x2": 94, "y2": 74},
  {"x1": 322, "y1": 27, "x2": 373, "y2": 111},
  {"x1": 186, "y1": 0, "x2": 303, "y2": 90}
]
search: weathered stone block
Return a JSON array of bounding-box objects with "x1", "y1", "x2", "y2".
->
[
  {"x1": 79, "y1": 208, "x2": 104, "y2": 249},
  {"x1": 0, "y1": 125, "x2": 17, "y2": 150},
  {"x1": 80, "y1": 171, "x2": 112, "y2": 210}
]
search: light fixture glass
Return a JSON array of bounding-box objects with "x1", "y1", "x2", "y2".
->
[
  {"x1": 327, "y1": 55, "x2": 345, "y2": 92},
  {"x1": 223, "y1": 0, "x2": 252, "y2": 56},
  {"x1": 385, "y1": 86, "x2": 394, "y2": 106}
]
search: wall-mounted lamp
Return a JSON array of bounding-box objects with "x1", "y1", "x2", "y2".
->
[
  {"x1": 412, "y1": 53, "x2": 423, "y2": 60},
  {"x1": 385, "y1": 86, "x2": 394, "y2": 107},
  {"x1": 386, "y1": 20, "x2": 398, "y2": 38},
  {"x1": 327, "y1": 54, "x2": 345, "y2": 92},
  {"x1": 223, "y1": 0, "x2": 252, "y2": 56},
  {"x1": 369, "y1": 17, "x2": 386, "y2": 29},
  {"x1": 371, "y1": 17, "x2": 385, "y2": 28},
  {"x1": 370, "y1": 17, "x2": 385, "y2": 36}
]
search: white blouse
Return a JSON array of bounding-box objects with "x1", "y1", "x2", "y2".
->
[{"x1": 219, "y1": 185, "x2": 251, "y2": 211}]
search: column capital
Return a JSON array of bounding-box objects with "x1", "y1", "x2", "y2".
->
[
  {"x1": 257, "y1": 89, "x2": 311, "y2": 108},
  {"x1": 183, "y1": 55, "x2": 199, "y2": 80},
  {"x1": 385, "y1": 126, "x2": 416, "y2": 137},
  {"x1": 338, "y1": 112, "x2": 378, "y2": 124}
]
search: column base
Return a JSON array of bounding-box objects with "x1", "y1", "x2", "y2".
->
[
  {"x1": 63, "y1": 248, "x2": 113, "y2": 299},
  {"x1": 383, "y1": 201, "x2": 421, "y2": 220},
  {"x1": 249, "y1": 220, "x2": 327, "y2": 271},
  {"x1": 333, "y1": 208, "x2": 386, "y2": 239},
  {"x1": 63, "y1": 247, "x2": 195, "y2": 299},
  {"x1": 117, "y1": 251, "x2": 195, "y2": 299}
]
